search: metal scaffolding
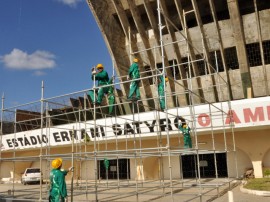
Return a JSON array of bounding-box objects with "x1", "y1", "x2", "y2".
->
[{"x1": 0, "y1": 1, "x2": 239, "y2": 201}]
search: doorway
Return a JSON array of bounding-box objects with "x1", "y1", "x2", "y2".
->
[
  {"x1": 181, "y1": 153, "x2": 228, "y2": 178},
  {"x1": 98, "y1": 159, "x2": 130, "y2": 180}
]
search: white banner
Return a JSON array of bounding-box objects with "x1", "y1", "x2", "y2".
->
[{"x1": 1, "y1": 97, "x2": 270, "y2": 151}]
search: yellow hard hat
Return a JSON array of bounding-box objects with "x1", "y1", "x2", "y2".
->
[
  {"x1": 133, "y1": 58, "x2": 138, "y2": 63},
  {"x1": 52, "y1": 158, "x2": 62, "y2": 169},
  {"x1": 165, "y1": 77, "x2": 169, "y2": 82},
  {"x1": 96, "y1": 64, "x2": 104, "y2": 69},
  {"x1": 183, "y1": 124, "x2": 187, "y2": 128}
]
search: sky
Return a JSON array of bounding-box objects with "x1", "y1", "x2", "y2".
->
[{"x1": 0, "y1": 0, "x2": 112, "y2": 108}]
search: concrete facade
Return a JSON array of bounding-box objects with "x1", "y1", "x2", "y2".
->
[
  {"x1": 84, "y1": 0, "x2": 270, "y2": 179},
  {"x1": 87, "y1": 0, "x2": 270, "y2": 111},
  {"x1": 1, "y1": 122, "x2": 270, "y2": 180}
]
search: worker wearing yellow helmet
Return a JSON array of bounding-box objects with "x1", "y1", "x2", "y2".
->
[
  {"x1": 89, "y1": 63, "x2": 110, "y2": 106},
  {"x1": 127, "y1": 58, "x2": 141, "y2": 100},
  {"x1": 49, "y1": 158, "x2": 73, "y2": 202},
  {"x1": 96, "y1": 63, "x2": 103, "y2": 69},
  {"x1": 178, "y1": 116, "x2": 192, "y2": 149}
]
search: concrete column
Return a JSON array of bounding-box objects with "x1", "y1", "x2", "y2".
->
[
  {"x1": 136, "y1": 159, "x2": 144, "y2": 180},
  {"x1": 227, "y1": 0, "x2": 253, "y2": 98},
  {"x1": 252, "y1": 161, "x2": 263, "y2": 178}
]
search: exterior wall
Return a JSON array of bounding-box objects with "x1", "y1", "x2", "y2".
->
[
  {"x1": 81, "y1": 161, "x2": 95, "y2": 180},
  {"x1": 229, "y1": 70, "x2": 245, "y2": 99},
  {"x1": 263, "y1": 149, "x2": 270, "y2": 168},
  {"x1": 250, "y1": 66, "x2": 267, "y2": 97},
  {"x1": 260, "y1": 10, "x2": 270, "y2": 40},
  {"x1": 0, "y1": 160, "x2": 48, "y2": 181},
  {"x1": 137, "y1": 9, "x2": 270, "y2": 53},
  {"x1": 0, "y1": 162, "x2": 27, "y2": 180},
  {"x1": 243, "y1": 10, "x2": 270, "y2": 43},
  {"x1": 129, "y1": 159, "x2": 135, "y2": 180},
  {"x1": 2, "y1": 128, "x2": 269, "y2": 180},
  {"x1": 130, "y1": 159, "x2": 143, "y2": 180},
  {"x1": 142, "y1": 157, "x2": 160, "y2": 180},
  {"x1": 213, "y1": 72, "x2": 229, "y2": 101},
  {"x1": 201, "y1": 75, "x2": 218, "y2": 103},
  {"x1": 2, "y1": 96, "x2": 270, "y2": 180},
  {"x1": 87, "y1": 0, "x2": 270, "y2": 110},
  {"x1": 162, "y1": 156, "x2": 181, "y2": 180},
  {"x1": 226, "y1": 147, "x2": 252, "y2": 178}
]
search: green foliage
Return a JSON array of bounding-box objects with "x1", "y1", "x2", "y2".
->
[
  {"x1": 264, "y1": 169, "x2": 270, "y2": 177},
  {"x1": 244, "y1": 178, "x2": 270, "y2": 191}
]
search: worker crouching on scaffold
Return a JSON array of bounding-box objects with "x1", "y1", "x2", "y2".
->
[
  {"x1": 178, "y1": 116, "x2": 192, "y2": 149},
  {"x1": 49, "y1": 158, "x2": 73, "y2": 202},
  {"x1": 127, "y1": 58, "x2": 141, "y2": 101}
]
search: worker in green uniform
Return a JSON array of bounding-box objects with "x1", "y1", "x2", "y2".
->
[
  {"x1": 49, "y1": 158, "x2": 73, "y2": 202},
  {"x1": 158, "y1": 75, "x2": 168, "y2": 111},
  {"x1": 107, "y1": 76, "x2": 115, "y2": 115},
  {"x1": 127, "y1": 58, "x2": 140, "y2": 100},
  {"x1": 89, "y1": 64, "x2": 109, "y2": 105},
  {"x1": 178, "y1": 116, "x2": 192, "y2": 149}
]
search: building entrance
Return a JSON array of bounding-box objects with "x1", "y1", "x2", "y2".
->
[
  {"x1": 181, "y1": 153, "x2": 228, "y2": 178},
  {"x1": 98, "y1": 159, "x2": 130, "y2": 180}
]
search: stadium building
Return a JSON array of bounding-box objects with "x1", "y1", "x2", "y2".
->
[{"x1": 0, "y1": 0, "x2": 270, "y2": 201}]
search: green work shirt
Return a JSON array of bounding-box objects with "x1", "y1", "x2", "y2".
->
[
  {"x1": 49, "y1": 169, "x2": 68, "y2": 199},
  {"x1": 92, "y1": 70, "x2": 109, "y2": 86},
  {"x1": 128, "y1": 62, "x2": 140, "y2": 79},
  {"x1": 178, "y1": 125, "x2": 191, "y2": 135}
]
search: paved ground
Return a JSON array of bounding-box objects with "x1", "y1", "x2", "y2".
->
[
  {"x1": 213, "y1": 185, "x2": 270, "y2": 202},
  {"x1": 0, "y1": 179, "x2": 269, "y2": 201}
]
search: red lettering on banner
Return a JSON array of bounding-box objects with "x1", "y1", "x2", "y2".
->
[
  {"x1": 225, "y1": 110, "x2": 241, "y2": 124},
  {"x1": 267, "y1": 106, "x2": 270, "y2": 120},
  {"x1": 243, "y1": 107, "x2": 264, "y2": 122},
  {"x1": 198, "y1": 113, "x2": 211, "y2": 127}
]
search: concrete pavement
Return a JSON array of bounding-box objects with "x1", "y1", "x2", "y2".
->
[
  {"x1": 212, "y1": 184, "x2": 270, "y2": 202},
  {"x1": 0, "y1": 179, "x2": 269, "y2": 201}
]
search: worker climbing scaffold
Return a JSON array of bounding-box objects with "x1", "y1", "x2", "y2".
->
[
  {"x1": 89, "y1": 64, "x2": 115, "y2": 115},
  {"x1": 89, "y1": 63, "x2": 109, "y2": 105}
]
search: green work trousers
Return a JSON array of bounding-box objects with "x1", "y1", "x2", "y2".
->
[
  {"x1": 158, "y1": 86, "x2": 165, "y2": 110},
  {"x1": 183, "y1": 134, "x2": 192, "y2": 148},
  {"x1": 49, "y1": 169, "x2": 67, "y2": 202},
  {"x1": 128, "y1": 81, "x2": 140, "y2": 99},
  {"x1": 89, "y1": 86, "x2": 115, "y2": 115},
  {"x1": 49, "y1": 195, "x2": 65, "y2": 202},
  {"x1": 108, "y1": 93, "x2": 115, "y2": 115},
  {"x1": 89, "y1": 86, "x2": 109, "y2": 104}
]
